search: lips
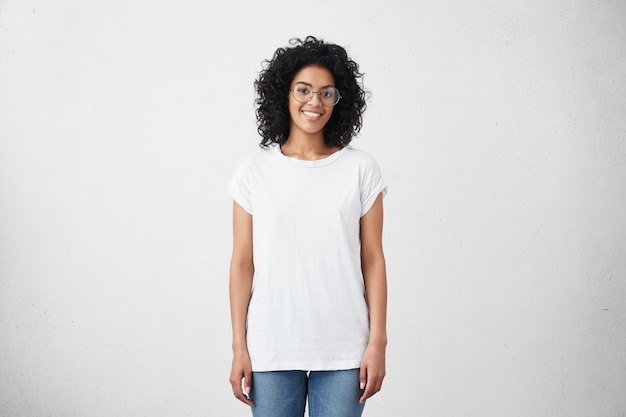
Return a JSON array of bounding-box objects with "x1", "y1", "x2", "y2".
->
[{"x1": 302, "y1": 110, "x2": 323, "y2": 119}]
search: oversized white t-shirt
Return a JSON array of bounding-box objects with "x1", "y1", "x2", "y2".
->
[{"x1": 229, "y1": 144, "x2": 387, "y2": 371}]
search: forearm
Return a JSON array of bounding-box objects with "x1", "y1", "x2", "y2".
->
[
  {"x1": 229, "y1": 261, "x2": 254, "y2": 352},
  {"x1": 362, "y1": 258, "x2": 388, "y2": 346},
  {"x1": 360, "y1": 194, "x2": 388, "y2": 347}
]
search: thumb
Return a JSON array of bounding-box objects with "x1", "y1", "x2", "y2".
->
[
  {"x1": 359, "y1": 365, "x2": 367, "y2": 390},
  {"x1": 244, "y1": 370, "x2": 252, "y2": 396}
]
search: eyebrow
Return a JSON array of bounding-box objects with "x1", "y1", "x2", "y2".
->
[{"x1": 294, "y1": 81, "x2": 335, "y2": 88}]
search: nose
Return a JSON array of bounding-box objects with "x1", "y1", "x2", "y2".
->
[{"x1": 308, "y1": 91, "x2": 323, "y2": 106}]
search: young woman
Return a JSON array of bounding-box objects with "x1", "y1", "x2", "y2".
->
[{"x1": 228, "y1": 36, "x2": 388, "y2": 417}]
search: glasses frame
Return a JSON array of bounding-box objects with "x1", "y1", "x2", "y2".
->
[{"x1": 290, "y1": 83, "x2": 341, "y2": 106}]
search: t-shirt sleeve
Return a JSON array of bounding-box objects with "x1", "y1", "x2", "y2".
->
[
  {"x1": 360, "y1": 155, "x2": 388, "y2": 217},
  {"x1": 228, "y1": 158, "x2": 253, "y2": 215}
]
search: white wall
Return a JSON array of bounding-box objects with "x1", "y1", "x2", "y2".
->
[{"x1": 1, "y1": 1, "x2": 625, "y2": 416}]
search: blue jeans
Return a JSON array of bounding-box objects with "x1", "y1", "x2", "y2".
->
[{"x1": 250, "y1": 368, "x2": 365, "y2": 417}]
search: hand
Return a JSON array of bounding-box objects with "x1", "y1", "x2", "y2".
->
[
  {"x1": 359, "y1": 342, "x2": 386, "y2": 403},
  {"x1": 229, "y1": 349, "x2": 254, "y2": 407}
]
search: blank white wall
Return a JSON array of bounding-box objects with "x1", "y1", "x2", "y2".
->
[{"x1": 1, "y1": 1, "x2": 625, "y2": 416}]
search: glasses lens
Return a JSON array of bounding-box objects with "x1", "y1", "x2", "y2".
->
[
  {"x1": 293, "y1": 84, "x2": 311, "y2": 103},
  {"x1": 319, "y1": 87, "x2": 340, "y2": 106}
]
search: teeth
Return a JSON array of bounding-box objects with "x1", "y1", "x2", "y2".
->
[{"x1": 303, "y1": 111, "x2": 321, "y2": 117}]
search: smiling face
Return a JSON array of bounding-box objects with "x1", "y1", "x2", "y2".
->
[{"x1": 288, "y1": 65, "x2": 335, "y2": 141}]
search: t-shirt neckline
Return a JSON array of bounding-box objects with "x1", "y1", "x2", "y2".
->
[{"x1": 272, "y1": 144, "x2": 348, "y2": 167}]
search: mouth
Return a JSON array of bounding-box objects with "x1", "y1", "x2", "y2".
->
[{"x1": 302, "y1": 110, "x2": 323, "y2": 120}]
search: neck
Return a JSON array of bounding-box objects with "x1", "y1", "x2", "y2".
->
[{"x1": 281, "y1": 133, "x2": 339, "y2": 160}]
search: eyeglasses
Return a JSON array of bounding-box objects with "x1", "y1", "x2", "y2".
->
[{"x1": 290, "y1": 83, "x2": 341, "y2": 106}]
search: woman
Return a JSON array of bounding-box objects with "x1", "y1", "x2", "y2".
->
[{"x1": 228, "y1": 36, "x2": 387, "y2": 417}]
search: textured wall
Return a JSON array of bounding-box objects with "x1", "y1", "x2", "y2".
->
[{"x1": 1, "y1": 1, "x2": 625, "y2": 416}]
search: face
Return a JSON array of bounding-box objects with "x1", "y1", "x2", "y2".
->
[{"x1": 288, "y1": 65, "x2": 335, "y2": 139}]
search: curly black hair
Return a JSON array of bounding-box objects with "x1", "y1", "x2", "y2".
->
[{"x1": 255, "y1": 36, "x2": 367, "y2": 148}]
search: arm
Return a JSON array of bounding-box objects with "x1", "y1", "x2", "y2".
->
[
  {"x1": 359, "y1": 193, "x2": 388, "y2": 403},
  {"x1": 228, "y1": 201, "x2": 255, "y2": 407}
]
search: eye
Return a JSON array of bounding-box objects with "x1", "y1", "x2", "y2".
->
[
  {"x1": 296, "y1": 86, "x2": 311, "y2": 94},
  {"x1": 320, "y1": 90, "x2": 334, "y2": 98}
]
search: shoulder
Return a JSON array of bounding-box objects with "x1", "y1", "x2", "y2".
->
[
  {"x1": 343, "y1": 146, "x2": 377, "y2": 161},
  {"x1": 233, "y1": 145, "x2": 277, "y2": 172},
  {"x1": 341, "y1": 146, "x2": 382, "y2": 169}
]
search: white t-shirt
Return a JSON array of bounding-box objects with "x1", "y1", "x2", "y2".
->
[{"x1": 229, "y1": 144, "x2": 387, "y2": 371}]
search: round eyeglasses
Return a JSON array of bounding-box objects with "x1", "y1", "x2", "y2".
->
[{"x1": 290, "y1": 83, "x2": 341, "y2": 106}]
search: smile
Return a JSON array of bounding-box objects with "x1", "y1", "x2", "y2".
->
[{"x1": 302, "y1": 110, "x2": 322, "y2": 118}]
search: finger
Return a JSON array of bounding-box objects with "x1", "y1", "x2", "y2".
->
[
  {"x1": 230, "y1": 376, "x2": 254, "y2": 407},
  {"x1": 241, "y1": 374, "x2": 255, "y2": 407},
  {"x1": 244, "y1": 370, "x2": 252, "y2": 396},
  {"x1": 359, "y1": 366, "x2": 368, "y2": 403},
  {"x1": 243, "y1": 371, "x2": 254, "y2": 406},
  {"x1": 236, "y1": 390, "x2": 254, "y2": 407},
  {"x1": 361, "y1": 382, "x2": 374, "y2": 403},
  {"x1": 360, "y1": 371, "x2": 384, "y2": 403},
  {"x1": 359, "y1": 365, "x2": 367, "y2": 391}
]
